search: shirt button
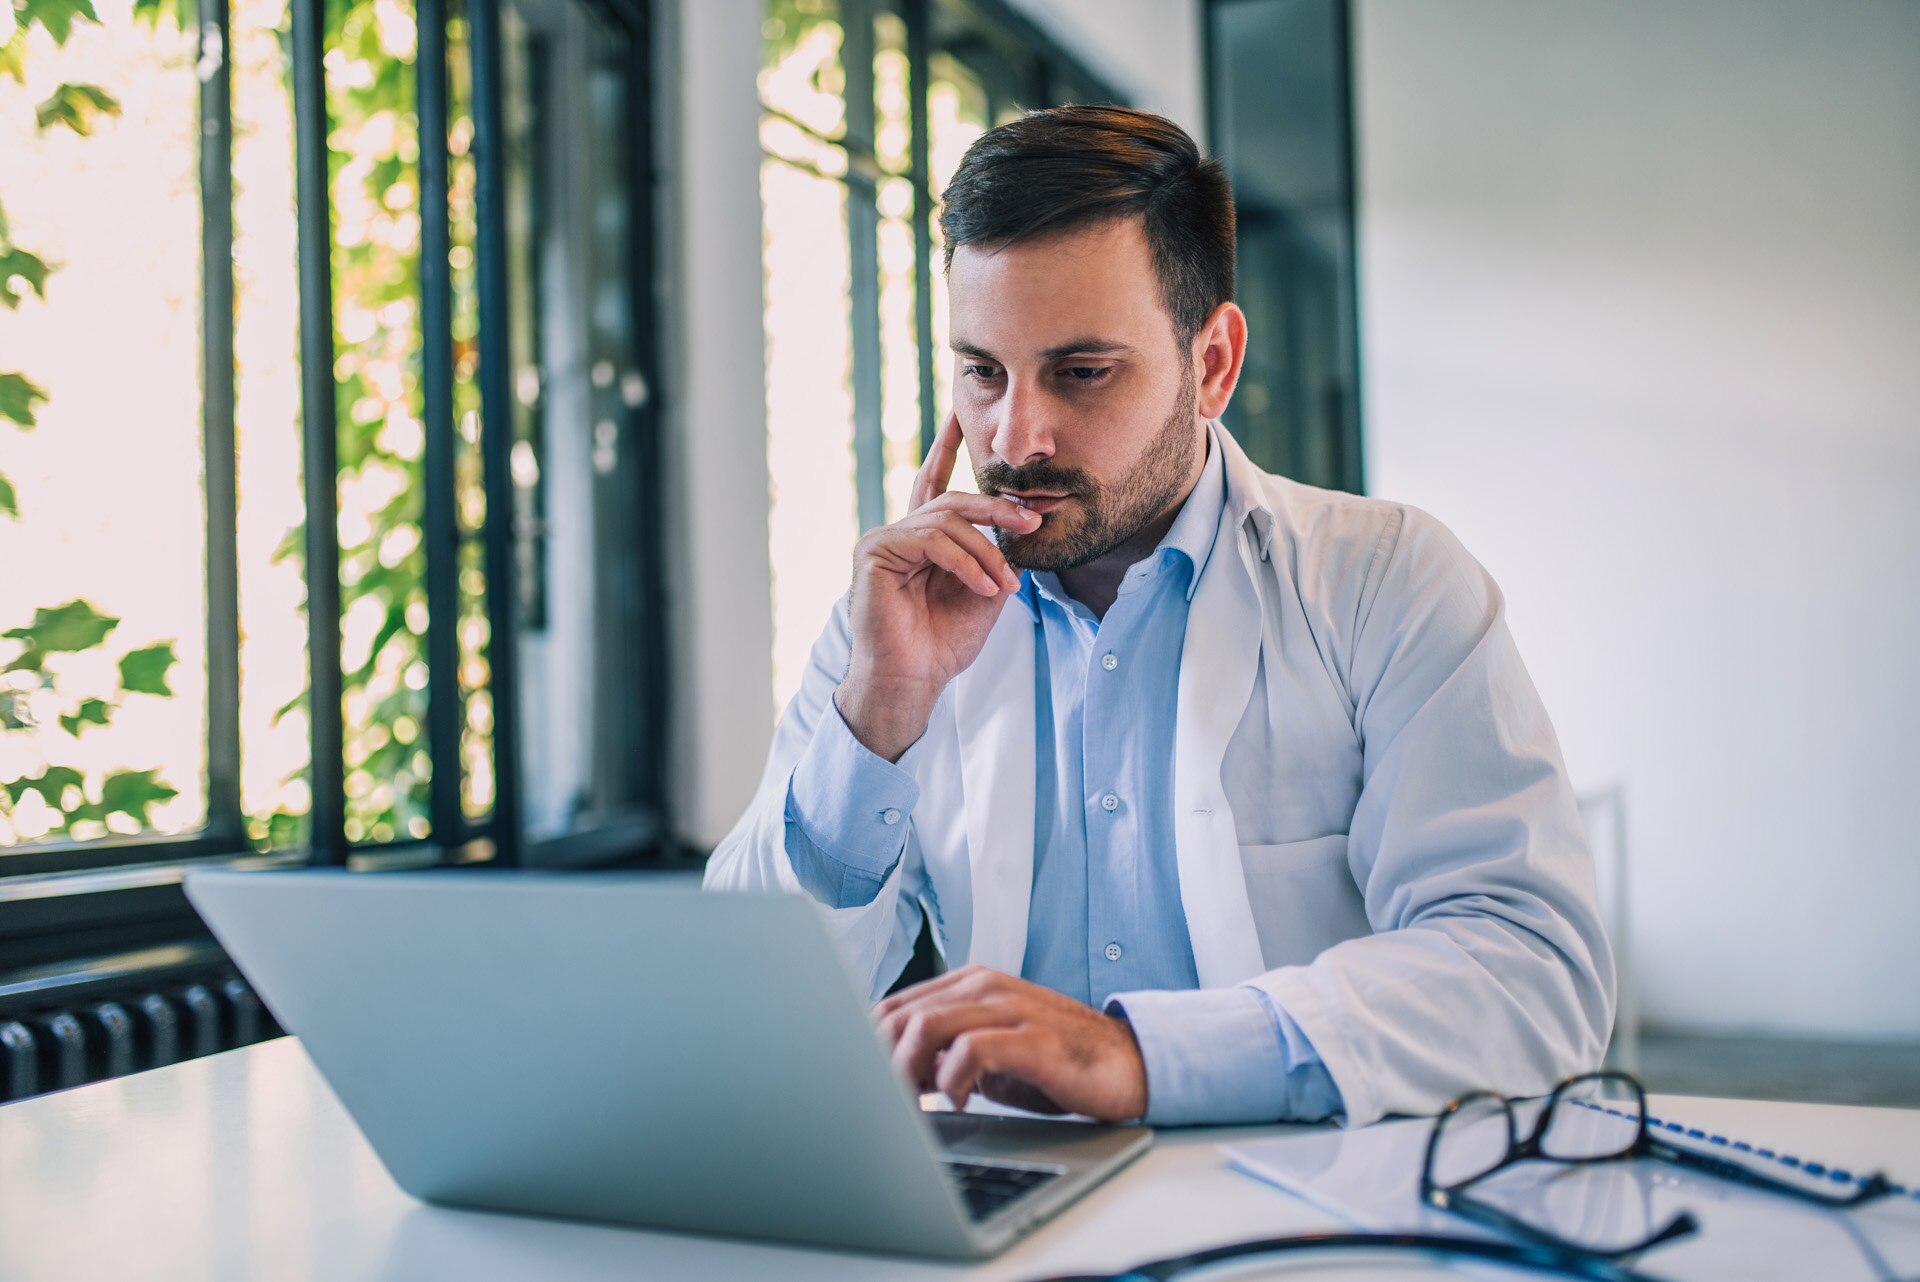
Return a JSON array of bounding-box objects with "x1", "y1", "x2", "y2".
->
[
  {"x1": 1104, "y1": 941, "x2": 1123, "y2": 962},
  {"x1": 1100, "y1": 793, "x2": 1119, "y2": 812},
  {"x1": 1101, "y1": 652, "x2": 1118, "y2": 671},
  {"x1": 881, "y1": 808, "x2": 902, "y2": 826}
]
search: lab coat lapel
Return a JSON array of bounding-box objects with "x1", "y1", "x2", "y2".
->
[
  {"x1": 953, "y1": 601, "x2": 1036, "y2": 974},
  {"x1": 1173, "y1": 498, "x2": 1269, "y2": 988}
]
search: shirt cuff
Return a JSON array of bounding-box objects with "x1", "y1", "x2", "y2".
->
[
  {"x1": 1106, "y1": 986, "x2": 1346, "y2": 1126},
  {"x1": 783, "y1": 701, "x2": 923, "y2": 907}
]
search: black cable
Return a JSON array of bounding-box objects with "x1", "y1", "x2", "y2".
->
[{"x1": 1027, "y1": 1229, "x2": 1676, "y2": 1282}]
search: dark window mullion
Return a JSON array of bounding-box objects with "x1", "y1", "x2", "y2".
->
[
  {"x1": 468, "y1": 0, "x2": 524, "y2": 862},
  {"x1": 197, "y1": 0, "x2": 243, "y2": 845},
  {"x1": 291, "y1": 0, "x2": 346, "y2": 865},
  {"x1": 904, "y1": 0, "x2": 937, "y2": 461},
  {"x1": 1331, "y1": 0, "x2": 1365, "y2": 495},
  {"x1": 417, "y1": 0, "x2": 463, "y2": 849},
  {"x1": 622, "y1": 0, "x2": 667, "y2": 833}
]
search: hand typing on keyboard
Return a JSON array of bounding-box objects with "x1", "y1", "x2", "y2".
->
[{"x1": 874, "y1": 965, "x2": 1148, "y2": 1122}]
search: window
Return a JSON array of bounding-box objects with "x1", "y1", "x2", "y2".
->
[
  {"x1": 1, "y1": 0, "x2": 276, "y2": 870},
  {"x1": 0, "y1": 0, "x2": 666, "y2": 911},
  {"x1": 757, "y1": 0, "x2": 1117, "y2": 712},
  {"x1": 1206, "y1": 0, "x2": 1364, "y2": 492}
]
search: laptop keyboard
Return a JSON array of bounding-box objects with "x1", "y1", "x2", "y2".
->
[{"x1": 942, "y1": 1159, "x2": 1062, "y2": 1222}]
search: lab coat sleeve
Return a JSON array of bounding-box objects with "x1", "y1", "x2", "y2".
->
[
  {"x1": 702, "y1": 594, "x2": 930, "y2": 1003},
  {"x1": 1248, "y1": 506, "x2": 1617, "y2": 1128}
]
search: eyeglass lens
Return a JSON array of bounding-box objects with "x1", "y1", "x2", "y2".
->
[
  {"x1": 1431, "y1": 1094, "x2": 1514, "y2": 1188},
  {"x1": 1542, "y1": 1074, "x2": 1644, "y2": 1161}
]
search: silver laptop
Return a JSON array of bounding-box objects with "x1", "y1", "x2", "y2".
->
[{"x1": 184, "y1": 869, "x2": 1151, "y2": 1259}]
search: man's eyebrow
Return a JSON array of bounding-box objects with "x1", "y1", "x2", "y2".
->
[{"x1": 949, "y1": 338, "x2": 1139, "y2": 361}]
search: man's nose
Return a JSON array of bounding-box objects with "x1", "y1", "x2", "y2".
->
[{"x1": 990, "y1": 381, "x2": 1056, "y2": 468}]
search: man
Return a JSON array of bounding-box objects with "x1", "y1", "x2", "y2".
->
[{"x1": 706, "y1": 106, "x2": 1613, "y2": 1129}]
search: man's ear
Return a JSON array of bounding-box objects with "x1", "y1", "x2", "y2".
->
[{"x1": 1190, "y1": 301, "x2": 1248, "y2": 420}]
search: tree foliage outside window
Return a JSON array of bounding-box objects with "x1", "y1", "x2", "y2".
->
[
  {"x1": 0, "y1": 0, "x2": 194, "y2": 845},
  {"x1": 0, "y1": 0, "x2": 492, "y2": 856},
  {"x1": 323, "y1": 0, "x2": 435, "y2": 845},
  {"x1": 1, "y1": 0, "x2": 652, "y2": 879}
]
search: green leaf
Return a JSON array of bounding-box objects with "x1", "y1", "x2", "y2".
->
[
  {"x1": 0, "y1": 372, "x2": 49, "y2": 428},
  {"x1": 3, "y1": 600, "x2": 120, "y2": 653},
  {"x1": 0, "y1": 36, "x2": 26, "y2": 86},
  {"x1": 0, "y1": 248, "x2": 51, "y2": 309},
  {"x1": 0, "y1": 471, "x2": 15, "y2": 517},
  {"x1": 19, "y1": 0, "x2": 101, "y2": 45},
  {"x1": 270, "y1": 689, "x2": 304, "y2": 725},
  {"x1": 35, "y1": 82, "x2": 121, "y2": 136},
  {"x1": 117, "y1": 640, "x2": 177, "y2": 695},
  {"x1": 4, "y1": 765, "x2": 85, "y2": 810},
  {"x1": 97, "y1": 768, "x2": 178, "y2": 825},
  {"x1": 58, "y1": 696, "x2": 112, "y2": 736},
  {"x1": 131, "y1": 0, "x2": 185, "y2": 29}
]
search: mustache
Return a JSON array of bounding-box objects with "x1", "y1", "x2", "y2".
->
[{"x1": 976, "y1": 460, "x2": 1096, "y2": 498}]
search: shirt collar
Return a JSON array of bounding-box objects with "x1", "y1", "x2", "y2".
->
[
  {"x1": 1160, "y1": 425, "x2": 1227, "y2": 602},
  {"x1": 1017, "y1": 425, "x2": 1228, "y2": 614}
]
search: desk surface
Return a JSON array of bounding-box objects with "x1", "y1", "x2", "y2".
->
[{"x1": 2, "y1": 1038, "x2": 1915, "y2": 1282}]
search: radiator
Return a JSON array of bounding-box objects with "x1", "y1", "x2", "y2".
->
[{"x1": 0, "y1": 972, "x2": 280, "y2": 1103}]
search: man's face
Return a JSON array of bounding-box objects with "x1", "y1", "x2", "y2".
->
[{"x1": 947, "y1": 217, "x2": 1201, "y2": 572}]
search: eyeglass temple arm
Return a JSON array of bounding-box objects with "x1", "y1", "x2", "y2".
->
[
  {"x1": 1446, "y1": 1183, "x2": 1698, "y2": 1261},
  {"x1": 1646, "y1": 1137, "x2": 1893, "y2": 1207}
]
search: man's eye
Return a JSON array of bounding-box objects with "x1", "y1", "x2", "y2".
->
[
  {"x1": 963, "y1": 364, "x2": 1001, "y2": 380},
  {"x1": 1062, "y1": 366, "x2": 1111, "y2": 383}
]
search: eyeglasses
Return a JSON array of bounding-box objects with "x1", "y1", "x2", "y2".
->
[
  {"x1": 1422, "y1": 1070, "x2": 1897, "y2": 1260},
  {"x1": 1036, "y1": 1070, "x2": 1909, "y2": 1282}
]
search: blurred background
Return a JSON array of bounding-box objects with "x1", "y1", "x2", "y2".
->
[{"x1": 0, "y1": 0, "x2": 1914, "y2": 1106}]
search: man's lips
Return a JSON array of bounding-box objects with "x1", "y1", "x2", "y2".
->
[{"x1": 1002, "y1": 491, "x2": 1072, "y2": 516}]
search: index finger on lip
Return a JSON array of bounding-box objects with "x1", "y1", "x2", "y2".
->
[
  {"x1": 918, "y1": 491, "x2": 1040, "y2": 530},
  {"x1": 909, "y1": 412, "x2": 964, "y2": 511}
]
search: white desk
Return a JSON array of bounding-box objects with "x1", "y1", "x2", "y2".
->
[{"x1": 1, "y1": 1038, "x2": 1915, "y2": 1282}]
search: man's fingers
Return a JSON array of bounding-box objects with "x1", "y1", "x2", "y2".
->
[
  {"x1": 910, "y1": 490, "x2": 1042, "y2": 533},
  {"x1": 918, "y1": 512, "x2": 1019, "y2": 593},
  {"x1": 935, "y1": 1027, "x2": 1054, "y2": 1113},
  {"x1": 889, "y1": 1002, "x2": 1020, "y2": 1092},
  {"x1": 909, "y1": 411, "x2": 965, "y2": 511},
  {"x1": 876, "y1": 964, "x2": 1008, "y2": 1029},
  {"x1": 900, "y1": 528, "x2": 1003, "y2": 596}
]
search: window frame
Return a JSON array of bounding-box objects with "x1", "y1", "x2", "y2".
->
[
  {"x1": 757, "y1": 0, "x2": 1124, "y2": 539},
  {"x1": 1, "y1": 0, "x2": 674, "y2": 955},
  {"x1": 1202, "y1": 0, "x2": 1366, "y2": 494}
]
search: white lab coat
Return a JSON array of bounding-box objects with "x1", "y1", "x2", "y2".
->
[{"x1": 706, "y1": 426, "x2": 1615, "y2": 1127}]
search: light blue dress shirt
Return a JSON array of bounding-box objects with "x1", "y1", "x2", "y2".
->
[{"x1": 781, "y1": 442, "x2": 1344, "y2": 1125}]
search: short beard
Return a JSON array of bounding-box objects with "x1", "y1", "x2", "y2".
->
[{"x1": 978, "y1": 367, "x2": 1200, "y2": 573}]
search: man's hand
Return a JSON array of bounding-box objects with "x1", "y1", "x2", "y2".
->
[
  {"x1": 875, "y1": 966, "x2": 1149, "y2": 1122},
  {"x1": 836, "y1": 413, "x2": 1042, "y2": 762}
]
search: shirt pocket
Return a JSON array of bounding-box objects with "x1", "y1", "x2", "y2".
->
[{"x1": 1238, "y1": 834, "x2": 1371, "y2": 969}]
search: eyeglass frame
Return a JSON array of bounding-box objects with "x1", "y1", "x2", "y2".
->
[{"x1": 1420, "y1": 1070, "x2": 1897, "y2": 1261}]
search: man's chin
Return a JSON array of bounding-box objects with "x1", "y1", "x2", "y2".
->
[{"x1": 997, "y1": 519, "x2": 1105, "y2": 573}]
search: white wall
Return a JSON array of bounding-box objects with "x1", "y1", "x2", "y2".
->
[
  {"x1": 657, "y1": 0, "x2": 777, "y2": 849},
  {"x1": 1355, "y1": 0, "x2": 1920, "y2": 1039},
  {"x1": 660, "y1": 1, "x2": 1206, "y2": 847},
  {"x1": 1004, "y1": 0, "x2": 1206, "y2": 141}
]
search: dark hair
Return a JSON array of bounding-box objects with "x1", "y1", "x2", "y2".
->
[{"x1": 937, "y1": 105, "x2": 1236, "y2": 349}]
